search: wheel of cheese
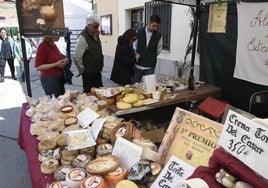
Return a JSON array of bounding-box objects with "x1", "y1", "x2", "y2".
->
[
  {"x1": 80, "y1": 175, "x2": 108, "y2": 188},
  {"x1": 54, "y1": 164, "x2": 73, "y2": 181},
  {"x1": 41, "y1": 159, "x2": 59, "y2": 174},
  {"x1": 72, "y1": 154, "x2": 92, "y2": 169},
  {"x1": 49, "y1": 180, "x2": 68, "y2": 188},
  {"x1": 86, "y1": 155, "x2": 120, "y2": 175},
  {"x1": 103, "y1": 167, "x2": 127, "y2": 186},
  {"x1": 116, "y1": 101, "x2": 132, "y2": 110},
  {"x1": 38, "y1": 140, "x2": 58, "y2": 152},
  {"x1": 115, "y1": 180, "x2": 138, "y2": 188},
  {"x1": 96, "y1": 143, "x2": 113, "y2": 156},
  {"x1": 132, "y1": 100, "x2": 144, "y2": 108},
  {"x1": 110, "y1": 122, "x2": 133, "y2": 145},
  {"x1": 61, "y1": 105, "x2": 73, "y2": 113},
  {"x1": 62, "y1": 149, "x2": 79, "y2": 162},
  {"x1": 64, "y1": 116, "x2": 78, "y2": 127},
  {"x1": 122, "y1": 94, "x2": 138, "y2": 104},
  {"x1": 66, "y1": 168, "x2": 88, "y2": 188},
  {"x1": 57, "y1": 134, "x2": 67, "y2": 149}
]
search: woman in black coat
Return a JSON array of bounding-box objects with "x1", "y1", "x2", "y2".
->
[{"x1": 110, "y1": 29, "x2": 137, "y2": 85}]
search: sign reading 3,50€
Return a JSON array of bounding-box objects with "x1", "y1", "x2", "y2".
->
[{"x1": 219, "y1": 109, "x2": 268, "y2": 179}]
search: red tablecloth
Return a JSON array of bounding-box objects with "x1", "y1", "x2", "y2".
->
[
  {"x1": 18, "y1": 103, "x2": 54, "y2": 188},
  {"x1": 188, "y1": 147, "x2": 268, "y2": 188}
]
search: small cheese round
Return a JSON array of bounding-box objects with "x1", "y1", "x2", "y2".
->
[
  {"x1": 80, "y1": 175, "x2": 107, "y2": 188},
  {"x1": 66, "y1": 168, "x2": 88, "y2": 188},
  {"x1": 122, "y1": 94, "x2": 138, "y2": 104},
  {"x1": 115, "y1": 180, "x2": 138, "y2": 188},
  {"x1": 103, "y1": 167, "x2": 127, "y2": 186},
  {"x1": 116, "y1": 101, "x2": 132, "y2": 110},
  {"x1": 38, "y1": 140, "x2": 57, "y2": 152},
  {"x1": 54, "y1": 165, "x2": 72, "y2": 181},
  {"x1": 41, "y1": 159, "x2": 59, "y2": 174}
]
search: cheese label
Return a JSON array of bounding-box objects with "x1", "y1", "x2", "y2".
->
[{"x1": 84, "y1": 176, "x2": 102, "y2": 187}]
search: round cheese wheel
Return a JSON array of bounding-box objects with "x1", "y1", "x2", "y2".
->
[
  {"x1": 116, "y1": 101, "x2": 132, "y2": 110},
  {"x1": 80, "y1": 175, "x2": 107, "y2": 188},
  {"x1": 132, "y1": 100, "x2": 144, "y2": 108},
  {"x1": 86, "y1": 155, "x2": 120, "y2": 175},
  {"x1": 122, "y1": 94, "x2": 138, "y2": 104},
  {"x1": 115, "y1": 180, "x2": 138, "y2": 188},
  {"x1": 103, "y1": 167, "x2": 127, "y2": 186},
  {"x1": 62, "y1": 149, "x2": 79, "y2": 162},
  {"x1": 96, "y1": 143, "x2": 113, "y2": 156},
  {"x1": 54, "y1": 165, "x2": 73, "y2": 181},
  {"x1": 49, "y1": 180, "x2": 68, "y2": 188},
  {"x1": 38, "y1": 140, "x2": 58, "y2": 152},
  {"x1": 41, "y1": 159, "x2": 59, "y2": 174},
  {"x1": 38, "y1": 150, "x2": 54, "y2": 162},
  {"x1": 72, "y1": 154, "x2": 92, "y2": 169},
  {"x1": 66, "y1": 168, "x2": 88, "y2": 188}
]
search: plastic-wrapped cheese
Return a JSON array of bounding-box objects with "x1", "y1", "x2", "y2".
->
[
  {"x1": 72, "y1": 154, "x2": 92, "y2": 169},
  {"x1": 66, "y1": 168, "x2": 88, "y2": 188},
  {"x1": 54, "y1": 165, "x2": 72, "y2": 181}
]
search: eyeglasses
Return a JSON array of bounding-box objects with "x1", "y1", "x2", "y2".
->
[{"x1": 89, "y1": 24, "x2": 99, "y2": 29}]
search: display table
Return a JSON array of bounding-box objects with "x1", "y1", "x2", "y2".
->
[
  {"x1": 109, "y1": 84, "x2": 222, "y2": 115},
  {"x1": 18, "y1": 103, "x2": 53, "y2": 188}
]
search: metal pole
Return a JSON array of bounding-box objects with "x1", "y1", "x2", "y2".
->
[{"x1": 21, "y1": 35, "x2": 32, "y2": 97}]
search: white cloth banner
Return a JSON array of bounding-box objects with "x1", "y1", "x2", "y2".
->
[{"x1": 234, "y1": 2, "x2": 268, "y2": 86}]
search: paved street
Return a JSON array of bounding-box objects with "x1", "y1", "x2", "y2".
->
[{"x1": 0, "y1": 55, "x2": 116, "y2": 188}]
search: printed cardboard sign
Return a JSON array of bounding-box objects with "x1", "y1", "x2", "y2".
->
[
  {"x1": 158, "y1": 107, "x2": 223, "y2": 167},
  {"x1": 219, "y1": 109, "x2": 268, "y2": 179}
]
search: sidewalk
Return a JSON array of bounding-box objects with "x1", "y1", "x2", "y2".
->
[{"x1": 0, "y1": 58, "x2": 116, "y2": 188}]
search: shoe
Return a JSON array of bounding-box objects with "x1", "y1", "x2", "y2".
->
[
  {"x1": 12, "y1": 75, "x2": 17, "y2": 80},
  {"x1": 0, "y1": 77, "x2": 4, "y2": 83}
]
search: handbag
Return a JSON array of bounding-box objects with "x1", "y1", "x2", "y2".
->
[{"x1": 62, "y1": 66, "x2": 74, "y2": 84}]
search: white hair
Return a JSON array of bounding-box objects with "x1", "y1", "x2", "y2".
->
[{"x1": 86, "y1": 14, "x2": 101, "y2": 25}]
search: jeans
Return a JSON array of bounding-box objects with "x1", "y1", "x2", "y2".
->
[
  {"x1": 132, "y1": 66, "x2": 155, "y2": 84},
  {"x1": 40, "y1": 75, "x2": 65, "y2": 98}
]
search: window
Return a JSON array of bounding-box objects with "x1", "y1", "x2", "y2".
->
[
  {"x1": 131, "y1": 9, "x2": 144, "y2": 30},
  {"x1": 145, "y1": 1, "x2": 172, "y2": 51}
]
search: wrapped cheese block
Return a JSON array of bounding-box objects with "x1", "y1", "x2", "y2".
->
[
  {"x1": 80, "y1": 175, "x2": 108, "y2": 188},
  {"x1": 66, "y1": 168, "x2": 88, "y2": 188}
]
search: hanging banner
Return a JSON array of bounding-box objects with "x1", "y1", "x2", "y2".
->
[
  {"x1": 234, "y1": 2, "x2": 268, "y2": 86},
  {"x1": 16, "y1": 0, "x2": 65, "y2": 37}
]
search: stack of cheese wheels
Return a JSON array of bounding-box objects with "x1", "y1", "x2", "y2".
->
[
  {"x1": 66, "y1": 168, "x2": 88, "y2": 188},
  {"x1": 103, "y1": 166, "x2": 127, "y2": 186},
  {"x1": 86, "y1": 155, "x2": 120, "y2": 175},
  {"x1": 54, "y1": 164, "x2": 73, "y2": 181},
  {"x1": 41, "y1": 159, "x2": 59, "y2": 174},
  {"x1": 115, "y1": 180, "x2": 138, "y2": 188},
  {"x1": 110, "y1": 122, "x2": 133, "y2": 145},
  {"x1": 80, "y1": 175, "x2": 108, "y2": 188},
  {"x1": 61, "y1": 149, "x2": 79, "y2": 165}
]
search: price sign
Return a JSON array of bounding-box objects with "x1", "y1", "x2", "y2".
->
[{"x1": 219, "y1": 109, "x2": 268, "y2": 179}]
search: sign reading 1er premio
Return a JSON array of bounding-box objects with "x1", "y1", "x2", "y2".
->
[{"x1": 219, "y1": 109, "x2": 268, "y2": 179}]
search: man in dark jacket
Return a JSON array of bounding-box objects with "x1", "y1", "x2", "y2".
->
[
  {"x1": 73, "y1": 14, "x2": 104, "y2": 93},
  {"x1": 132, "y1": 14, "x2": 163, "y2": 84}
]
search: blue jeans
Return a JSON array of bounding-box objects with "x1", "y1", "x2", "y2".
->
[
  {"x1": 132, "y1": 66, "x2": 155, "y2": 84},
  {"x1": 40, "y1": 75, "x2": 65, "y2": 98}
]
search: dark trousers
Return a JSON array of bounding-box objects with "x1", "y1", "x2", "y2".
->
[
  {"x1": 40, "y1": 75, "x2": 65, "y2": 98},
  {"x1": 132, "y1": 66, "x2": 155, "y2": 84},
  {"x1": 0, "y1": 58, "x2": 6, "y2": 78},
  {"x1": 6, "y1": 57, "x2": 15, "y2": 77},
  {"x1": 82, "y1": 72, "x2": 103, "y2": 93}
]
